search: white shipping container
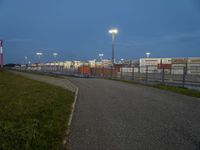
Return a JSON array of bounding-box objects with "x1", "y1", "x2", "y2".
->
[
  {"x1": 188, "y1": 57, "x2": 200, "y2": 64},
  {"x1": 161, "y1": 58, "x2": 172, "y2": 64},
  {"x1": 140, "y1": 58, "x2": 161, "y2": 66}
]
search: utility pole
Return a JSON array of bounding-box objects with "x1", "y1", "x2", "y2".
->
[{"x1": 0, "y1": 40, "x2": 3, "y2": 69}]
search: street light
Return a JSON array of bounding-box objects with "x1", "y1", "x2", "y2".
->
[
  {"x1": 36, "y1": 52, "x2": 43, "y2": 63},
  {"x1": 109, "y1": 28, "x2": 118, "y2": 65},
  {"x1": 109, "y1": 28, "x2": 118, "y2": 77},
  {"x1": 53, "y1": 53, "x2": 58, "y2": 58},
  {"x1": 25, "y1": 56, "x2": 28, "y2": 64},
  {"x1": 53, "y1": 53, "x2": 58, "y2": 71},
  {"x1": 120, "y1": 58, "x2": 124, "y2": 63},
  {"x1": 99, "y1": 53, "x2": 104, "y2": 61},
  {"x1": 146, "y1": 52, "x2": 151, "y2": 58},
  {"x1": 24, "y1": 56, "x2": 28, "y2": 69}
]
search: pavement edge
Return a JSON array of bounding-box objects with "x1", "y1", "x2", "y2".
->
[{"x1": 63, "y1": 79, "x2": 79, "y2": 146}]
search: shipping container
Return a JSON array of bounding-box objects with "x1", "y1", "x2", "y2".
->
[
  {"x1": 114, "y1": 64, "x2": 122, "y2": 72},
  {"x1": 157, "y1": 64, "x2": 172, "y2": 69},
  {"x1": 172, "y1": 58, "x2": 187, "y2": 64},
  {"x1": 161, "y1": 58, "x2": 172, "y2": 64},
  {"x1": 187, "y1": 58, "x2": 200, "y2": 64},
  {"x1": 78, "y1": 66, "x2": 91, "y2": 75},
  {"x1": 140, "y1": 58, "x2": 161, "y2": 66},
  {"x1": 90, "y1": 67, "x2": 117, "y2": 77}
]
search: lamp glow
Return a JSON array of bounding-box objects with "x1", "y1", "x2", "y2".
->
[
  {"x1": 146, "y1": 52, "x2": 151, "y2": 58},
  {"x1": 53, "y1": 53, "x2": 58, "y2": 57},
  {"x1": 99, "y1": 53, "x2": 104, "y2": 57},
  {"x1": 109, "y1": 29, "x2": 118, "y2": 35},
  {"x1": 36, "y1": 52, "x2": 43, "y2": 56}
]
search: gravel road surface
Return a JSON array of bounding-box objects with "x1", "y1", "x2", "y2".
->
[{"x1": 68, "y1": 77, "x2": 200, "y2": 150}]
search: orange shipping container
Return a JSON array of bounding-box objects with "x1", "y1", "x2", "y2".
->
[
  {"x1": 157, "y1": 64, "x2": 172, "y2": 69},
  {"x1": 90, "y1": 67, "x2": 118, "y2": 77},
  {"x1": 78, "y1": 66, "x2": 91, "y2": 74}
]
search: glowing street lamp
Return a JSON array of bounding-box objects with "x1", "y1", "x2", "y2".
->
[
  {"x1": 108, "y1": 28, "x2": 118, "y2": 65},
  {"x1": 53, "y1": 53, "x2": 58, "y2": 59},
  {"x1": 146, "y1": 52, "x2": 151, "y2": 58},
  {"x1": 24, "y1": 56, "x2": 28, "y2": 68},
  {"x1": 53, "y1": 53, "x2": 58, "y2": 71},
  {"x1": 109, "y1": 28, "x2": 118, "y2": 78},
  {"x1": 99, "y1": 53, "x2": 104, "y2": 60},
  {"x1": 36, "y1": 52, "x2": 43, "y2": 63},
  {"x1": 25, "y1": 56, "x2": 28, "y2": 64},
  {"x1": 109, "y1": 29, "x2": 118, "y2": 35}
]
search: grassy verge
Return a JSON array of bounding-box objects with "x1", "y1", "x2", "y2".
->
[
  {"x1": 150, "y1": 84, "x2": 200, "y2": 98},
  {"x1": 110, "y1": 78, "x2": 140, "y2": 85},
  {"x1": 0, "y1": 70, "x2": 74, "y2": 149},
  {"x1": 10, "y1": 69, "x2": 64, "y2": 78},
  {"x1": 110, "y1": 78, "x2": 200, "y2": 98}
]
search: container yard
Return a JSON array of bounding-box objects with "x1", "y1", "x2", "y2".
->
[{"x1": 15, "y1": 57, "x2": 200, "y2": 88}]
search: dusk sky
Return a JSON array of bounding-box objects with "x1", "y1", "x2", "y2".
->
[{"x1": 0, "y1": 0, "x2": 200, "y2": 64}]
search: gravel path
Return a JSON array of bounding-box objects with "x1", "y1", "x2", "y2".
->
[{"x1": 68, "y1": 77, "x2": 200, "y2": 150}]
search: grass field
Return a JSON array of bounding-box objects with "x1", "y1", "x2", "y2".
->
[
  {"x1": 0, "y1": 70, "x2": 74, "y2": 150},
  {"x1": 151, "y1": 84, "x2": 200, "y2": 98},
  {"x1": 13, "y1": 69, "x2": 64, "y2": 78},
  {"x1": 111, "y1": 79, "x2": 200, "y2": 98}
]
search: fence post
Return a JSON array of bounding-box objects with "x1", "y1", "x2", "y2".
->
[
  {"x1": 138, "y1": 65, "x2": 140, "y2": 74},
  {"x1": 162, "y1": 68, "x2": 165, "y2": 84},
  {"x1": 120, "y1": 66, "x2": 122, "y2": 79},
  {"x1": 185, "y1": 62, "x2": 188, "y2": 75},
  {"x1": 94, "y1": 63, "x2": 96, "y2": 77},
  {"x1": 182, "y1": 66, "x2": 186, "y2": 87},
  {"x1": 145, "y1": 66, "x2": 148, "y2": 84},
  {"x1": 103, "y1": 67, "x2": 104, "y2": 78}
]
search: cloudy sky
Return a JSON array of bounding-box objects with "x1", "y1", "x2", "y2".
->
[{"x1": 0, "y1": 0, "x2": 200, "y2": 64}]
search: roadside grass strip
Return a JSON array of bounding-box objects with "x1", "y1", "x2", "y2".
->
[
  {"x1": 0, "y1": 71, "x2": 74, "y2": 149},
  {"x1": 111, "y1": 78, "x2": 200, "y2": 98}
]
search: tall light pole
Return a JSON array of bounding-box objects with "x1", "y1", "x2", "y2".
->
[
  {"x1": 99, "y1": 53, "x2": 104, "y2": 61},
  {"x1": 36, "y1": 52, "x2": 43, "y2": 63},
  {"x1": 146, "y1": 52, "x2": 151, "y2": 58},
  {"x1": 109, "y1": 28, "x2": 118, "y2": 77},
  {"x1": 0, "y1": 40, "x2": 3, "y2": 68},
  {"x1": 53, "y1": 53, "x2": 58, "y2": 60},
  {"x1": 25, "y1": 56, "x2": 28, "y2": 68},
  {"x1": 120, "y1": 58, "x2": 124, "y2": 63},
  {"x1": 53, "y1": 53, "x2": 58, "y2": 71},
  {"x1": 109, "y1": 28, "x2": 118, "y2": 65}
]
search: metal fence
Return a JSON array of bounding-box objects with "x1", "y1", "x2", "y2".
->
[
  {"x1": 19, "y1": 64, "x2": 200, "y2": 89},
  {"x1": 116, "y1": 66, "x2": 200, "y2": 89}
]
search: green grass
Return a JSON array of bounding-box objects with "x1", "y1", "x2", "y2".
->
[
  {"x1": 29, "y1": 71, "x2": 64, "y2": 78},
  {"x1": 110, "y1": 78, "x2": 200, "y2": 98},
  {"x1": 151, "y1": 84, "x2": 200, "y2": 98},
  {"x1": 0, "y1": 70, "x2": 74, "y2": 150},
  {"x1": 16, "y1": 69, "x2": 64, "y2": 78},
  {"x1": 110, "y1": 78, "x2": 140, "y2": 85}
]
